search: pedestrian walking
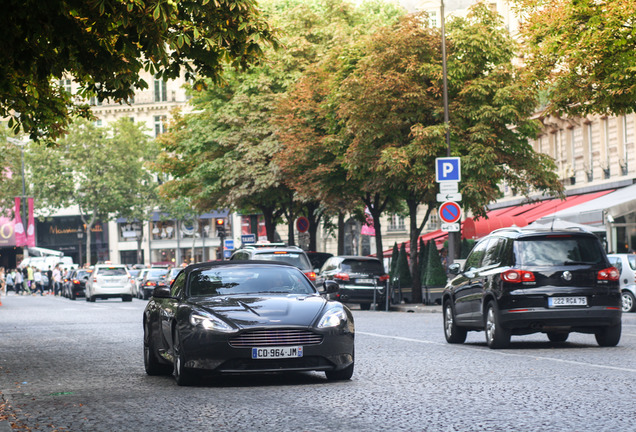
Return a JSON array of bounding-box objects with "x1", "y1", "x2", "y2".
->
[
  {"x1": 6, "y1": 269, "x2": 15, "y2": 294},
  {"x1": 34, "y1": 268, "x2": 43, "y2": 295},
  {"x1": 47, "y1": 266, "x2": 53, "y2": 294},
  {"x1": 22, "y1": 266, "x2": 30, "y2": 294},
  {"x1": 27, "y1": 265, "x2": 34, "y2": 291},
  {"x1": 52, "y1": 265, "x2": 62, "y2": 296},
  {"x1": 14, "y1": 270, "x2": 23, "y2": 295}
]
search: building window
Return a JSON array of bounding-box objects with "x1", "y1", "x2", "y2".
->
[
  {"x1": 94, "y1": 119, "x2": 102, "y2": 128},
  {"x1": 428, "y1": 10, "x2": 437, "y2": 28},
  {"x1": 59, "y1": 79, "x2": 72, "y2": 94},
  {"x1": 388, "y1": 214, "x2": 406, "y2": 231},
  {"x1": 89, "y1": 96, "x2": 102, "y2": 106},
  {"x1": 154, "y1": 115, "x2": 167, "y2": 137},
  {"x1": 154, "y1": 80, "x2": 167, "y2": 102}
]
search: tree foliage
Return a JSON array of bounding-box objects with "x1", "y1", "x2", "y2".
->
[
  {"x1": 26, "y1": 118, "x2": 155, "y2": 263},
  {"x1": 1, "y1": 0, "x2": 276, "y2": 142},
  {"x1": 514, "y1": 0, "x2": 636, "y2": 116}
]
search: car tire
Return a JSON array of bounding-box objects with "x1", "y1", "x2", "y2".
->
[
  {"x1": 122, "y1": 295, "x2": 133, "y2": 302},
  {"x1": 144, "y1": 326, "x2": 172, "y2": 376},
  {"x1": 89, "y1": 295, "x2": 96, "y2": 303},
  {"x1": 621, "y1": 290, "x2": 636, "y2": 313},
  {"x1": 547, "y1": 332, "x2": 569, "y2": 343},
  {"x1": 325, "y1": 350, "x2": 354, "y2": 381},
  {"x1": 173, "y1": 329, "x2": 195, "y2": 386},
  {"x1": 595, "y1": 322, "x2": 621, "y2": 347},
  {"x1": 443, "y1": 302, "x2": 467, "y2": 344},
  {"x1": 359, "y1": 303, "x2": 371, "y2": 311},
  {"x1": 485, "y1": 301, "x2": 510, "y2": 349}
]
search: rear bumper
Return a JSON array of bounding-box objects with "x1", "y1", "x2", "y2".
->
[
  {"x1": 500, "y1": 306, "x2": 622, "y2": 332},
  {"x1": 333, "y1": 285, "x2": 385, "y2": 304}
]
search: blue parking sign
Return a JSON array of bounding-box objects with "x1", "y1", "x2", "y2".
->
[{"x1": 435, "y1": 157, "x2": 461, "y2": 182}]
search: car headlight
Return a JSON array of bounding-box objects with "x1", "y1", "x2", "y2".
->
[
  {"x1": 317, "y1": 307, "x2": 347, "y2": 328},
  {"x1": 189, "y1": 312, "x2": 237, "y2": 333}
]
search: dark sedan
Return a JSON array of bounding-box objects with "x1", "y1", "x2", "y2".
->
[
  {"x1": 63, "y1": 269, "x2": 93, "y2": 300},
  {"x1": 138, "y1": 267, "x2": 170, "y2": 300},
  {"x1": 143, "y1": 261, "x2": 355, "y2": 386}
]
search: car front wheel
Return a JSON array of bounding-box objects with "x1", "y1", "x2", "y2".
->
[
  {"x1": 325, "y1": 350, "x2": 354, "y2": 381},
  {"x1": 443, "y1": 302, "x2": 467, "y2": 344},
  {"x1": 621, "y1": 290, "x2": 636, "y2": 312},
  {"x1": 173, "y1": 329, "x2": 195, "y2": 386},
  {"x1": 485, "y1": 301, "x2": 510, "y2": 349}
]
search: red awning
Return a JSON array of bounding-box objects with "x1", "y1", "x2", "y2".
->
[{"x1": 379, "y1": 189, "x2": 615, "y2": 257}]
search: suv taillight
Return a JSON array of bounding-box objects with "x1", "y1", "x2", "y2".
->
[
  {"x1": 304, "y1": 271, "x2": 316, "y2": 281},
  {"x1": 378, "y1": 274, "x2": 389, "y2": 282},
  {"x1": 334, "y1": 273, "x2": 350, "y2": 282},
  {"x1": 598, "y1": 267, "x2": 620, "y2": 281},
  {"x1": 502, "y1": 269, "x2": 535, "y2": 283}
]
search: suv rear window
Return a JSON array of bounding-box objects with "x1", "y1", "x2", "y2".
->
[
  {"x1": 254, "y1": 252, "x2": 311, "y2": 270},
  {"x1": 341, "y1": 259, "x2": 385, "y2": 274},
  {"x1": 516, "y1": 236, "x2": 605, "y2": 266},
  {"x1": 98, "y1": 268, "x2": 127, "y2": 276}
]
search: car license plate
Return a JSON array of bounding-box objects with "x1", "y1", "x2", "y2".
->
[
  {"x1": 251, "y1": 346, "x2": 303, "y2": 359},
  {"x1": 356, "y1": 278, "x2": 374, "y2": 284},
  {"x1": 548, "y1": 296, "x2": 587, "y2": 307}
]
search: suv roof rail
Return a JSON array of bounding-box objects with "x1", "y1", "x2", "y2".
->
[
  {"x1": 242, "y1": 242, "x2": 290, "y2": 249},
  {"x1": 490, "y1": 227, "x2": 523, "y2": 235}
]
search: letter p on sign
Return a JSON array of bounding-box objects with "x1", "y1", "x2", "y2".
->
[{"x1": 435, "y1": 157, "x2": 461, "y2": 182}]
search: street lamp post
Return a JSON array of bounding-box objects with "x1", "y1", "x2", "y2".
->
[{"x1": 77, "y1": 227, "x2": 84, "y2": 267}]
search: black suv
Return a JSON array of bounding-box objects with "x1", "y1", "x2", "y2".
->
[
  {"x1": 229, "y1": 243, "x2": 316, "y2": 284},
  {"x1": 442, "y1": 227, "x2": 622, "y2": 348},
  {"x1": 316, "y1": 256, "x2": 389, "y2": 310}
]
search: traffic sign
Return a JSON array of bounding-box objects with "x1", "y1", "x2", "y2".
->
[
  {"x1": 296, "y1": 216, "x2": 309, "y2": 233},
  {"x1": 224, "y1": 239, "x2": 234, "y2": 250},
  {"x1": 439, "y1": 182, "x2": 458, "y2": 194},
  {"x1": 441, "y1": 223, "x2": 460, "y2": 232},
  {"x1": 436, "y1": 157, "x2": 461, "y2": 182},
  {"x1": 439, "y1": 201, "x2": 462, "y2": 224},
  {"x1": 241, "y1": 234, "x2": 256, "y2": 244},
  {"x1": 224, "y1": 249, "x2": 232, "y2": 259},
  {"x1": 437, "y1": 193, "x2": 462, "y2": 202}
]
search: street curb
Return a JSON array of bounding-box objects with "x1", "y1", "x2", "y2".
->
[{"x1": 390, "y1": 304, "x2": 442, "y2": 313}]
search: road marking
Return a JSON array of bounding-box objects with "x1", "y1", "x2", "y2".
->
[{"x1": 359, "y1": 331, "x2": 636, "y2": 373}]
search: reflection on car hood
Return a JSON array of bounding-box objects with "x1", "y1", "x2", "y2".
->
[{"x1": 194, "y1": 295, "x2": 327, "y2": 327}]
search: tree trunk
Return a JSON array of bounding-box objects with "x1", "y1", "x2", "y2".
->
[
  {"x1": 362, "y1": 193, "x2": 389, "y2": 261},
  {"x1": 305, "y1": 201, "x2": 321, "y2": 252},
  {"x1": 337, "y1": 212, "x2": 345, "y2": 255}
]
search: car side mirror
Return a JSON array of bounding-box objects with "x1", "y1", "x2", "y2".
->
[
  {"x1": 322, "y1": 280, "x2": 339, "y2": 294},
  {"x1": 152, "y1": 286, "x2": 172, "y2": 298},
  {"x1": 448, "y1": 263, "x2": 462, "y2": 275}
]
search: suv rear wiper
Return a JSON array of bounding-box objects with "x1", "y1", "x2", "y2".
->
[{"x1": 563, "y1": 261, "x2": 595, "y2": 265}]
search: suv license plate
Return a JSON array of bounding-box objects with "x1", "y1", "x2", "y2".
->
[
  {"x1": 356, "y1": 278, "x2": 374, "y2": 284},
  {"x1": 252, "y1": 346, "x2": 303, "y2": 359},
  {"x1": 548, "y1": 296, "x2": 587, "y2": 307}
]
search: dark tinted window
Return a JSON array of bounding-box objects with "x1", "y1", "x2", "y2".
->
[
  {"x1": 187, "y1": 266, "x2": 314, "y2": 296},
  {"x1": 464, "y1": 239, "x2": 489, "y2": 270},
  {"x1": 171, "y1": 271, "x2": 186, "y2": 297},
  {"x1": 482, "y1": 238, "x2": 505, "y2": 267},
  {"x1": 340, "y1": 259, "x2": 385, "y2": 274},
  {"x1": 98, "y1": 267, "x2": 127, "y2": 276},
  {"x1": 516, "y1": 236, "x2": 605, "y2": 266},
  {"x1": 253, "y1": 252, "x2": 311, "y2": 270}
]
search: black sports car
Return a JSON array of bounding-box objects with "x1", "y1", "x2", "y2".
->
[{"x1": 143, "y1": 261, "x2": 355, "y2": 386}]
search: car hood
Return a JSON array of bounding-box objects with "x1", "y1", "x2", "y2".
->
[{"x1": 194, "y1": 295, "x2": 327, "y2": 327}]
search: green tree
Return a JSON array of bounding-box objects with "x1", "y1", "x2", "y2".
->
[
  {"x1": 514, "y1": 0, "x2": 636, "y2": 116},
  {"x1": 424, "y1": 242, "x2": 446, "y2": 287},
  {"x1": 26, "y1": 118, "x2": 154, "y2": 264},
  {"x1": 1, "y1": 0, "x2": 276, "y2": 142},
  {"x1": 396, "y1": 242, "x2": 412, "y2": 289}
]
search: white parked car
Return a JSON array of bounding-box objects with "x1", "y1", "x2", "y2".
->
[
  {"x1": 607, "y1": 253, "x2": 636, "y2": 312},
  {"x1": 85, "y1": 264, "x2": 133, "y2": 302}
]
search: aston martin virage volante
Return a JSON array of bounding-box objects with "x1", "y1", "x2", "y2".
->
[{"x1": 143, "y1": 261, "x2": 354, "y2": 386}]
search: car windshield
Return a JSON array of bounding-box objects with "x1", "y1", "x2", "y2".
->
[
  {"x1": 99, "y1": 268, "x2": 127, "y2": 276},
  {"x1": 516, "y1": 236, "x2": 605, "y2": 266},
  {"x1": 148, "y1": 269, "x2": 169, "y2": 278},
  {"x1": 341, "y1": 259, "x2": 385, "y2": 274},
  {"x1": 254, "y1": 252, "x2": 312, "y2": 270},
  {"x1": 188, "y1": 266, "x2": 315, "y2": 297}
]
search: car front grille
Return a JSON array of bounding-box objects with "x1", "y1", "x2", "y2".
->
[{"x1": 229, "y1": 329, "x2": 323, "y2": 348}]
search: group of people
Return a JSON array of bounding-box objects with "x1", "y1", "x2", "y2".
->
[{"x1": 0, "y1": 264, "x2": 66, "y2": 296}]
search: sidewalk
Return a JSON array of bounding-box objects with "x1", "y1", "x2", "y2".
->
[{"x1": 390, "y1": 303, "x2": 442, "y2": 313}]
